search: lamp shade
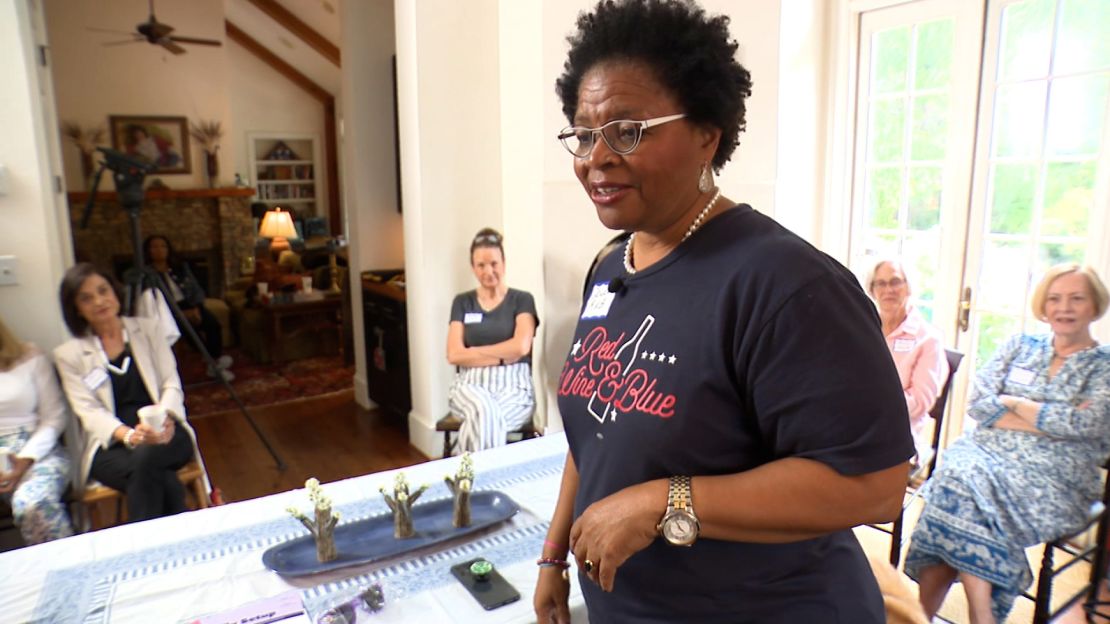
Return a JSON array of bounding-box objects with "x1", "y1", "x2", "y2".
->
[{"x1": 259, "y1": 208, "x2": 298, "y2": 239}]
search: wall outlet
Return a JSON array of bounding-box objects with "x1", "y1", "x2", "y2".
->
[{"x1": 0, "y1": 255, "x2": 17, "y2": 286}]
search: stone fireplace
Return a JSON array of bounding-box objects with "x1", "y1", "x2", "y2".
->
[{"x1": 67, "y1": 188, "x2": 256, "y2": 297}]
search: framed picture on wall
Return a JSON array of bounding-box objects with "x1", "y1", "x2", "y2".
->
[{"x1": 109, "y1": 115, "x2": 192, "y2": 174}]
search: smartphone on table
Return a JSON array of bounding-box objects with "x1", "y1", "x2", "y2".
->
[{"x1": 450, "y1": 558, "x2": 521, "y2": 611}]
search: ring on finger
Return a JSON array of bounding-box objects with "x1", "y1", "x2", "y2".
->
[{"x1": 583, "y1": 559, "x2": 594, "y2": 574}]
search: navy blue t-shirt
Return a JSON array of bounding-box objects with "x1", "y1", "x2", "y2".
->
[{"x1": 558, "y1": 205, "x2": 913, "y2": 623}]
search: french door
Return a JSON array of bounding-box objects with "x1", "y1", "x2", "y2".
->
[{"x1": 848, "y1": 0, "x2": 1110, "y2": 440}]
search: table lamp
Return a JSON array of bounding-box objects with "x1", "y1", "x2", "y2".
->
[{"x1": 259, "y1": 207, "x2": 297, "y2": 258}]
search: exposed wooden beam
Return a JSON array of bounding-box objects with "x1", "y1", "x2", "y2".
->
[
  {"x1": 225, "y1": 21, "x2": 330, "y2": 103},
  {"x1": 246, "y1": 0, "x2": 340, "y2": 67},
  {"x1": 225, "y1": 20, "x2": 341, "y2": 234}
]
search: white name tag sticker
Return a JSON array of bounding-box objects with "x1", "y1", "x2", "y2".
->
[
  {"x1": 893, "y1": 338, "x2": 916, "y2": 352},
  {"x1": 1007, "y1": 367, "x2": 1036, "y2": 386},
  {"x1": 581, "y1": 283, "x2": 616, "y2": 320},
  {"x1": 463, "y1": 312, "x2": 483, "y2": 324},
  {"x1": 83, "y1": 367, "x2": 109, "y2": 391}
]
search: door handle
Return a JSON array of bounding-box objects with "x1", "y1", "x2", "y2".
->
[{"x1": 958, "y1": 286, "x2": 972, "y2": 332}]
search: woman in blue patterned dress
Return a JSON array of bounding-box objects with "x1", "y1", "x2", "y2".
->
[
  {"x1": 0, "y1": 316, "x2": 74, "y2": 544},
  {"x1": 905, "y1": 263, "x2": 1110, "y2": 623}
]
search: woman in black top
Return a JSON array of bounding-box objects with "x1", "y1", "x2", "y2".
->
[
  {"x1": 53, "y1": 263, "x2": 206, "y2": 522},
  {"x1": 143, "y1": 235, "x2": 232, "y2": 380},
  {"x1": 446, "y1": 228, "x2": 539, "y2": 452}
]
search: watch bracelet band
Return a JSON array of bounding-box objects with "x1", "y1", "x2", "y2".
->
[{"x1": 669, "y1": 475, "x2": 692, "y2": 512}]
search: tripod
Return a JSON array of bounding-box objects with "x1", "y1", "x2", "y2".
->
[{"x1": 82, "y1": 147, "x2": 286, "y2": 470}]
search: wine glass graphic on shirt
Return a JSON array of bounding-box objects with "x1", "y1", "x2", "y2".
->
[{"x1": 587, "y1": 315, "x2": 654, "y2": 424}]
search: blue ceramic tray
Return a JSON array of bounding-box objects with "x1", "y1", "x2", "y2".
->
[{"x1": 263, "y1": 491, "x2": 520, "y2": 576}]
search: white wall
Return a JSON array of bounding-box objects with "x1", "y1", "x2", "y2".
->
[
  {"x1": 226, "y1": 39, "x2": 327, "y2": 197},
  {"x1": 0, "y1": 0, "x2": 72, "y2": 351},
  {"x1": 45, "y1": 0, "x2": 233, "y2": 190},
  {"x1": 498, "y1": 0, "x2": 548, "y2": 428},
  {"x1": 339, "y1": 0, "x2": 403, "y2": 406},
  {"x1": 775, "y1": 0, "x2": 832, "y2": 244},
  {"x1": 395, "y1": 0, "x2": 510, "y2": 456}
]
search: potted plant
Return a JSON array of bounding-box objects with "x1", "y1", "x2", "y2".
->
[{"x1": 190, "y1": 120, "x2": 224, "y2": 188}]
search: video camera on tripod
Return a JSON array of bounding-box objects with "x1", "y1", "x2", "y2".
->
[{"x1": 80, "y1": 146, "x2": 156, "y2": 230}]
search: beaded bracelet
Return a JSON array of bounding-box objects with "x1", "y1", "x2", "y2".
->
[{"x1": 536, "y1": 557, "x2": 570, "y2": 569}]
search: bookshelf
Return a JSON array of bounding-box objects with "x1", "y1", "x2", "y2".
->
[{"x1": 247, "y1": 133, "x2": 324, "y2": 215}]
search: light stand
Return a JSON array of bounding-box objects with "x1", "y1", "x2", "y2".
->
[{"x1": 82, "y1": 147, "x2": 286, "y2": 471}]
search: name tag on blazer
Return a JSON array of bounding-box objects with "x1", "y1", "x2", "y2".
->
[
  {"x1": 464, "y1": 312, "x2": 483, "y2": 324},
  {"x1": 83, "y1": 367, "x2": 109, "y2": 391},
  {"x1": 1007, "y1": 367, "x2": 1036, "y2": 386}
]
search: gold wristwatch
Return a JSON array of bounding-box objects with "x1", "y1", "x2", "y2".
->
[{"x1": 657, "y1": 475, "x2": 699, "y2": 546}]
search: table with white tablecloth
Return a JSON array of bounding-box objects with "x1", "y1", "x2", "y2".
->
[{"x1": 0, "y1": 433, "x2": 586, "y2": 623}]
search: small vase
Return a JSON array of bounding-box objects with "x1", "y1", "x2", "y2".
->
[
  {"x1": 80, "y1": 152, "x2": 95, "y2": 189},
  {"x1": 205, "y1": 151, "x2": 219, "y2": 188}
]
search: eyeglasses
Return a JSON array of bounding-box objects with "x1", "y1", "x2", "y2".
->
[
  {"x1": 557, "y1": 113, "x2": 687, "y2": 158},
  {"x1": 316, "y1": 583, "x2": 385, "y2": 623},
  {"x1": 872, "y1": 278, "x2": 906, "y2": 290},
  {"x1": 473, "y1": 234, "x2": 500, "y2": 244}
]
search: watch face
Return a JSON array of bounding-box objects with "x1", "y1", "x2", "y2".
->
[{"x1": 662, "y1": 512, "x2": 697, "y2": 545}]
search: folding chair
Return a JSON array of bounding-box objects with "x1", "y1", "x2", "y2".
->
[
  {"x1": 1024, "y1": 460, "x2": 1110, "y2": 624},
  {"x1": 435, "y1": 413, "x2": 538, "y2": 458}
]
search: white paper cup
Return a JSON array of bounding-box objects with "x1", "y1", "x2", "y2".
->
[
  {"x1": 257, "y1": 282, "x2": 269, "y2": 295},
  {"x1": 301, "y1": 276, "x2": 313, "y2": 292},
  {"x1": 137, "y1": 405, "x2": 168, "y2": 433},
  {"x1": 0, "y1": 447, "x2": 12, "y2": 474}
]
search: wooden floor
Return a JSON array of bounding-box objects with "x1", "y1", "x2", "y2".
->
[
  {"x1": 0, "y1": 392, "x2": 428, "y2": 552},
  {"x1": 190, "y1": 390, "x2": 429, "y2": 504}
]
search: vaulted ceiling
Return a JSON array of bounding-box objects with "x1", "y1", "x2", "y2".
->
[{"x1": 223, "y1": 0, "x2": 343, "y2": 95}]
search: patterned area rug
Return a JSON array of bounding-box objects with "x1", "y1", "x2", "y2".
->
[{"x1": 177, "y1": 347, "x2": 354, "y2": 418}]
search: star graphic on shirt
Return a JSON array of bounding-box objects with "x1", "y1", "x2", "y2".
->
[
  {"x1": 649, "y1": 352, "x2": 658, "y2": 361},
  {"x1": 571, "y1": 340, "x2": 581, "y2": 355},
  {"x1": 668, "y1": 354, "x2": 677, "y2": 365},
  {"x1": 641, "y1": 350, "x2": 649, "y2": 360}
]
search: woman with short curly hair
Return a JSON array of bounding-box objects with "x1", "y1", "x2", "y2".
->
[{"x1": 537, "y1": 1, "x2": 913, "y2": 622}]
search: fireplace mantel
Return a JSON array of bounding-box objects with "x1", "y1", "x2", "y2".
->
[
  {"x1": 66, "y1": 188, "x2": 257, "y2": 297},
  {"x1": 68, "y1": 187, "x2": 256, "y2": 203}
]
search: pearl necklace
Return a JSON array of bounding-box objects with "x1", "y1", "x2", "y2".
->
[{"x1": 623, "y1": 188, "x2": 722, "y2": 275}]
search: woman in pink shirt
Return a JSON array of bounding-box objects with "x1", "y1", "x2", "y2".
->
[{"x1": 865, "y1": 259, "x2": 948, "y2": 469}]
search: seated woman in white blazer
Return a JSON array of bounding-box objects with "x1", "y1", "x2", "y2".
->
[{"x1": 54, "y1": 263, "x2": 209, "y2": 522}]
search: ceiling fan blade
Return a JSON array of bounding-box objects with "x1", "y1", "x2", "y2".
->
[
  {"x1": 87, "y1": 26, "x2": 135, "y2": 35},
  {"x1": 158, "y1": 38, "x2": 187, "y2": 55},
  {"x1": 168, "y1": 36, "x2": 222, "y2": 47},
  {"x1": 102, "y1": 39, "x2": 143, "y2": 47}
]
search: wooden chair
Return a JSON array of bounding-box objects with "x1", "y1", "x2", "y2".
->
[
  {"x1": 77, "y1": 460, "x2": 209, "y2": 530},
  {"x1": 872, "y1": 348, "x2": 963, "y2": 567},
  {"x1": 1023, "y1": 460, "x2": 1110, "y2": 623},
  {"x1": 435, "y1": 413, "x2": 538, "y2": 458}
]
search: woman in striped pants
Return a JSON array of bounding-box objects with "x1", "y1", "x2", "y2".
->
[{"x1": 446, "y1": 228, "x2": 538, "y2": 453}]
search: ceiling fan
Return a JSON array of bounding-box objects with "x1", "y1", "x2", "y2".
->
[{"x1": 92, "y1": 0, "x2": 222, "y2": 55}]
